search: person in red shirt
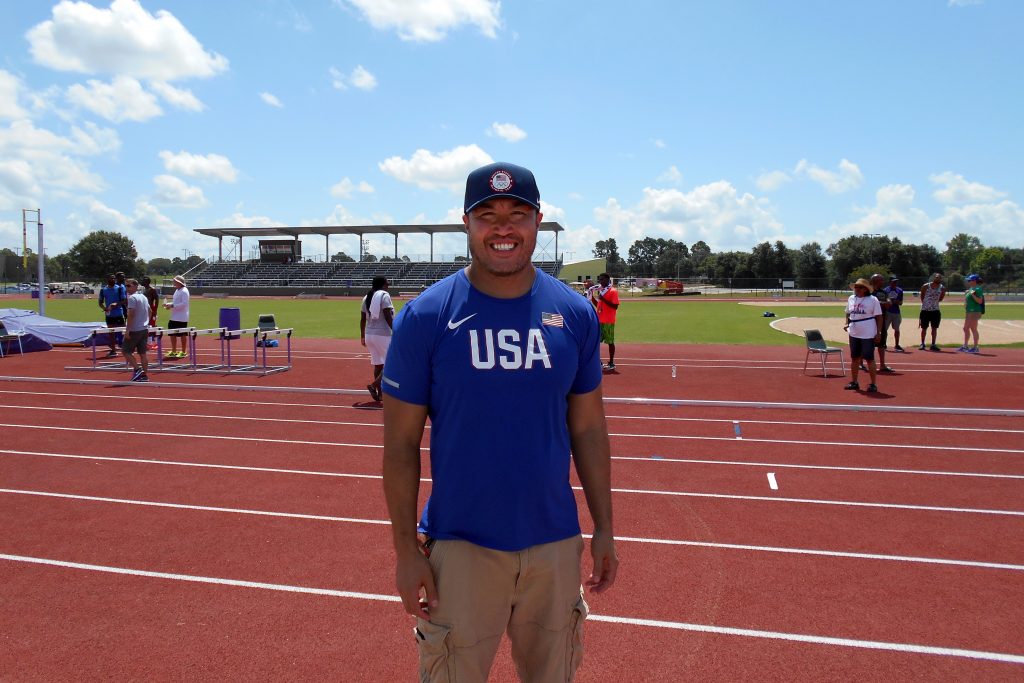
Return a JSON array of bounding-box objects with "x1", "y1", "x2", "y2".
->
[{"x1": 592, "y1": 272, "x2": 620, "y2": 370}]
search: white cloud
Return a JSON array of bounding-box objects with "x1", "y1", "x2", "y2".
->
[
  {"x1": 153, "y1": 174, "x2": 208, "y2": 208},
  {"x1": 591, "y1": 181, "x2": 783, "y2": 252},
  {"x1": 27, "y1": 0, "x2": 228, "y2": 81},
  {"x1": 158, "y1": 150, "x2": 238, "y2": 183},
  {"x1": 948, "y1": 0, "x2": 983, "y2": 6},
  {"x1": 652, "y1": 139, "x2": 666, "y2": 149},
  {"x1": 658, "y1": 165, "x2": 683, "y2": 185},
  {"x1": 149, "y1": 80, "x2": 204, "y2": 112},
  {"x1": 379, "y1": 144, "x2": 493, "y2": 191},
  {"x1": 329, "y1": 65, "x2": 378, "y2": 91},
  {"x1": 341, "y1": 0, "x2": 501, "y2": 42},
  {"x1": 487, "y1": 122, "x2": 527, "y2": 143},
  {"x1": 66, "y1": 76, "x2": 163, "y2": 122},
  {"x1": 0, "y1": 70, "x2": 28, "y2": 120},
  {"x1": 212, "y1": 212, "x2": 285, "y2": 229},
  {"x1": 929, "y1": 171, "x2": 1006, "y2": 204},
  {"x1": 755, "y1": 170, "x2": 791, "y2": 192},
  {"x1": 330, "y1": 177, "x2": 375, "y2": 198},
  {"x1": 933, "y1": 200, "x2": 1024, "y2": 247},
  {"x1": 350, "y1": 65, "x2": 377, "y2": 91},
  {"x1": 794, "y1": 158, "x2": 863, "y2": 194},
  {"x1": 63, "y1": 197, "x2": 198, "y2": 260},
  {"x1": 260, "y1": 92, "x2": 283, "y2": 108}
]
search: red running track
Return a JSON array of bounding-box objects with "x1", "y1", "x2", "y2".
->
[{"x1": 1, "y1": 340, "x2": 1023, "y2": 680}]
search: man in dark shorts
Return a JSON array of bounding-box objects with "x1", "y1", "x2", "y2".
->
[
  {"x1": 141, "y1": 276, "x2": 159, "y2": 350},
  {"x1": 122, "y1": 279, "x2": 150, "y2": 382},
  {"x1": 97, "y1": 273, "x2": 126, "y2": 358},
  {"x1": 869, "y1": 273, "x2": 894, "y2": 373},
  {"x1": 919, "y1": 273, "x2": 946, "y2": 351}
]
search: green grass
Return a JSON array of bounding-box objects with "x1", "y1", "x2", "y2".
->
[{"x1": 21, "y1": 297, "x2": 1024, "y2": 347}]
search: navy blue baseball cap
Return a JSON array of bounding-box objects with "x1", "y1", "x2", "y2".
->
[
  {"x1": 464, "y1": 162, "x2": 541, "y2": 214},
  {"x1": 966, "y1": 273, "x2": 981, "y2": 282}
]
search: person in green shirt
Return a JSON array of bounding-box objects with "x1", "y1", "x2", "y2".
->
[{"x1": 960, "y1": 274, "x2": 985, "y2": 353}]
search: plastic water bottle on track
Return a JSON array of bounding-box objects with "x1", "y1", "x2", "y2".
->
[{"x1": 671, "y1": 364, "x2": 677, "y2": 378}]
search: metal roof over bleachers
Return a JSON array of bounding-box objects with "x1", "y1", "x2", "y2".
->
[{"x1": 195, "y1": 222, "x2": 565, "y2": 261}]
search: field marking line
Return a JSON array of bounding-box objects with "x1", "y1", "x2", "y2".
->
[
  {"x1": 767, "y1": 473, "x2": 779, "y2": 490},
  {"x1": 613, "y1": 455, "x2": 1024, "y2": 480},
  {"x1": 3, "y1": 419, "x2": 1020, "y2": 456},
  {"x1": 606, "y1": 397, "x2": 1024, "y2": 418},
  {"x1": 4, "y1": 488, "x2": 1023, "y2": 572},
  {"x1": 2, "y1": 386, "x2": 1020, "y2": 437},
  {"x1": 3, "y1": 553, "x2": 1023, "y2": 665}
]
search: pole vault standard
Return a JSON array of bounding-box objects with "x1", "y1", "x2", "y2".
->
[{"x1": 22, "y1": 209, "x2": 45, "y2": 316}]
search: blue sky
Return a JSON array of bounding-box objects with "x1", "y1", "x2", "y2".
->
[{"x1": 1, "y1": 0, "x2": 1021, "y2": 265}]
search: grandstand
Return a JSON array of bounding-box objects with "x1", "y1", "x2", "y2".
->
[{"x1": 190, "y1": 223, "x2": 565, "y2": 294}]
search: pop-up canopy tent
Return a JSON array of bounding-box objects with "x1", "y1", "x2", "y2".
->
[{"x1": 0, "y1": 308, "x2": 109, "y2": 352}]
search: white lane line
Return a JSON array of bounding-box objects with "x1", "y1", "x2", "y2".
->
[
  {"x1": 4, "y1": 489, "x2": 1023, "y2": 572},
  {"x1": 0, "y1": 388, "x2": 360, "y2": 411},
  {"x1": 0, "y1": 489, "x2": 392, "y2": 525},
  {"x1": 0, "y1": 423, "x2": 384, "y2": 450},
  {"x1": 3, "y1": 420, "x2": 1021, "y2": 456},
  {"x1": 585, "y1": 613, "x2": 1024, "y2": 665},
  {"x1": 767, "y1": 473, "x2": 779, "y2": 490},
  {"x1": 3, "y1": 554, "x2": 1023, "y2": 665},
  {"x1": 610, "y1": 414, "x2": 1024, "y2": 435},
  {"x1": 0, "y1": 404, "x2": 383, "y2": 429},
  {"x1": 614, "y1": 455, "x2": 1024, "y2": 481}
]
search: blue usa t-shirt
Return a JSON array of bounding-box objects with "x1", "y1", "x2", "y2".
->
[{"x1": 382, "y1": 268, "x2": 603, "y2": 552}]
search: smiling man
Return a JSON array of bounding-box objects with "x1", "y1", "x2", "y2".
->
[{"x1": 381, "y1": 162, "x2": 618, "y2": 682}]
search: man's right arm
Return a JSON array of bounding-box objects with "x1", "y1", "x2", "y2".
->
[{"x1": 382, "y1": 395, "x2": 436, "y2": 620}]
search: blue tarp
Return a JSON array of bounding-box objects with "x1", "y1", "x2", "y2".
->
[{"x1": 0, "y1": 308, "x2": 110, "y2": 352}]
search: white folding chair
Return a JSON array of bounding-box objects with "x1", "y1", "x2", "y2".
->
[{"x1": 803, "y1": 329, "x2": 845, "y2": 377}]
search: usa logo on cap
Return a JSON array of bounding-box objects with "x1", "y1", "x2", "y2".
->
[{"x1": 490, "y1": 170, "x2": 513, "y2": 192}]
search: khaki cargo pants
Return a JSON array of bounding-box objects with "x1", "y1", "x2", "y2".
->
[{"x1": 415, "y1": 535, "x2": 588, "y2": 683}]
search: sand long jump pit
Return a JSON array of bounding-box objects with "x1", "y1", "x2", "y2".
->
[{"x1": 739, "y1": 301, "x2": 1024, "y2": 345}]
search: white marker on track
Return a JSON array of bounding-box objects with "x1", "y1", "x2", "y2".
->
[{"x1": 767, "y1": 473, "x2": 779, "y2": 490}]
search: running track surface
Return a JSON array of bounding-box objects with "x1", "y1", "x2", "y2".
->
[{"x1": 1, "y1": 341, "x2": 1022, "y2": 681}]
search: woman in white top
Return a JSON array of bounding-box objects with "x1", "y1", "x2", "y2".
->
[
  {"x1": 360, "y1": 276, "x2": 395, "y2": 402},
  {"x1": 843, "y1": 278, "x2": 883, "y2": 393}
]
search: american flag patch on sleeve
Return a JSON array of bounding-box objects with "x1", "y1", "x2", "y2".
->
[{"x1": 541, "y1": 312, "x2": 564, "y2": 327}]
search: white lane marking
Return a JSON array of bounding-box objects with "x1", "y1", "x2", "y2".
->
[
  {"x1": 767, "y1": 473, "x2": 779, "y2": 490},
  {"x1": 4, "y1": 489, "x2": 1023, "y2": 572},
  {"x1": 0, "y1": 554, "x2": 399, "y2": 602},
  {"x1": 614, "y1": 455, "x2": 1024, "y2": 481},
  {"x1": 0, "y1": 404, "x2": 383, "y2": 429},
  {"x1": 585, "y1": 613, "x2": 1024, "y2": 665},
  {"x1": 3, "y1": 554, "x2": 1023, "y2": 665},
  {"x1": 0, "y1": 488, "x2": 393, "y2": 525},
  {"x1": 3, "y1": 420, "x2": 1020, "y2": 456},
  {"x1": 610, "y1": 486, "x2": 1024, "y2": 517},
  {"x1": 0, "y1": 423, "x2": 384, "y2": 450},
  {"x1": 5, "y1": 394, "x2": 1024, "y2": 436}
]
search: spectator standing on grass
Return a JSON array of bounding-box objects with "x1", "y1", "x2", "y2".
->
[
  {"x1": 163, "y1": 275, "x2": 190, "y2": 359},
  {"x1": 918, "y1": 273, "x2": 946, "y2": 351},
  {"x1": 883, "y1": 276, "x2": 905, "y2": 352},
  {"x1": 97, "y1": 273, "x2": 126, "y2": 358},
  {"x1": 960, "y1": 274, "x2": 985, "y2": 353},
  {"x1": 359, "y1": 275, "x2": 394, "y2": 402},
  {"x1": 869, "y1": 273, "x2": 894, "y2": 373},
  {"x1": 844, "y1": 278, "x2": 883, "y2": 393},
  {"x1": 142, "y1": 276, "x2": 159, "y2": 350},
  {"x1": 382, "y1": 162, "x2": 617, "y2": 683},
  {"x1": 122, "y1": 279, "x2": 149, "y2": 382},
  {"x1": 592, "y1": 272, "x2": 620, "y2": 371}
]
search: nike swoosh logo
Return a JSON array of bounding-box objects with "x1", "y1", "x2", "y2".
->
[{"x1": 447, "y1": 314, "x2": 477, "y2": 330}]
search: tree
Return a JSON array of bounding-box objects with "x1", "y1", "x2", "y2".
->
[
  {"x1": 943, "y1": 233, "x2": 983, "y2": 273},
  {"x1": 794, "y1": 242, "x2": 827, "y2": 288},
  {"x1": 970, "y1": 247, "x2": 1004, "y2": 283},
  {"x1": 147, "y1": 257, "x2": 174, "y2": 274},
  {"x1": 593, "y1": 238, "x2": 626, "y2": 278},
  {"x1": 654, "y1": 241, "x2": 689, "y2": 278},
  {"x1": 361, "y1": 254, "x2": 378, "y2": 262},
  {"x1": 331, "y1": 252, "x2": 356, "y2": 263},
  {"x1": 690, "y1": 241, "x2": 712, "y2": 270},
  {"x1": 826, "y1": 235, "x2": 895, "y2": 288},
  {"x1": 627, "y1": 237, "x2": 672, "y2": 276},
  {"x1": 66, "y1": 230, "x2": 139, "y2": 281}
]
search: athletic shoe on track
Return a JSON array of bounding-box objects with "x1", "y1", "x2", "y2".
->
[
  {"x1": 918, "y1": 343, "x2": 926, "y2": 351},
  {"x1": 967, "y1": 347, "x2": 980, "y2": 354},
  {"x1": 105, "y1": 349, "x2": 118, "y2": 358},
  {"x1": 367, "y1": 384, "x2": 381, "y2": 402},
  {"x1": 603, "y1": 362, "x2": 616, "y2": 371},
  {"x1": 930, "y1": 344, "x2": 940, "y2": 352},
  {"x1": 880, "y1": 366, "x2": 895, "y2": 373},
  {"x1": 131, "y1": 368, "x2": 143, "y2": 381},
  {"x1": 957, "y1": 346, "x2": 969, "y2": 352},
  {"x1": 866, "y1": 384, "x2": 878, "y2": 393},
  {"x1": 894, "y1": 345, "x2": 905, "y2": 352},
  {"x1": 844, "y1": 381, "x2": 859, "y2": 390},
  {"x1": 131, "y1": 373, "x2": 148, "y2": 382},
  {"x1": 177, "y1": 351, "x2": 188, "y2": 358}
]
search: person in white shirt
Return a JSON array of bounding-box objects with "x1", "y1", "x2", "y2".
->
[
  {"x1": 163, "y1": 275, "x2": 191, "y2": 359},
  {"x1": 843, "y1": 278, "x2": 883, "y2": 393},
  {"x1": 122, "y1": 279, "x2": 150, "y2": 382},
  {"x1": 359, "y1": 276, "x2": 394, "y2": 402}
]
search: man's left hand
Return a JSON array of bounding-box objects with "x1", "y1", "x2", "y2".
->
[{"x1": 585, "y1": 531, "x2": 618, "y2": 594}]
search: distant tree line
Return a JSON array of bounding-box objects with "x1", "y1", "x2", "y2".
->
[{"x1": 592, "y1": 233, "x2": 1024, "y2": 290}]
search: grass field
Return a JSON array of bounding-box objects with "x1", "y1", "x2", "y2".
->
[{"x1": 12, "y1": 296, "x2": 1024, "y2": 346}]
